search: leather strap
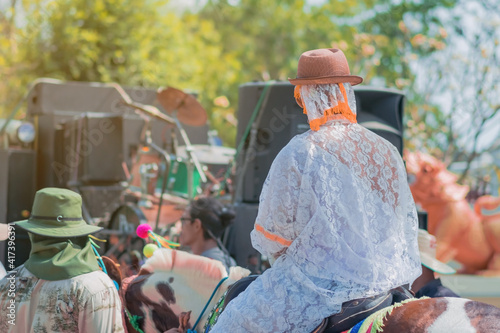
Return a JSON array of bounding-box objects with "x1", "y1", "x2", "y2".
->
[
  {"x1": 324, "y1": 285, "x2": 414, "y2": 333},
  {"x1": 312, "y1": 318, "x2": 328, "y2": 333}
]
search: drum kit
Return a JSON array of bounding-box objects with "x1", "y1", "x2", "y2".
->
[{"x1": 102, "y1": 84, "x2": 235, "y2": 261}]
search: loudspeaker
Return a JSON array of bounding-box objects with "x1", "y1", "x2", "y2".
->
[
  {"x1": 235, "y1": 82, "x2": 309, "y2": 203},
  {"x1": 27, "y1": 80, "x2": 209, "y2": 188},
  {"x1": 234, "y1": 82, "x2": 405, "y2": 203},
  {"x1": 0, "y1": 149, "x2": 37, "y2": 268},
  {"x1": 59, "y1": 113, "x2": 125, "y2": 184},
  {"x1": 79, "y1": 185, "x2": 125, "y2": 221},
  {"x1": 224, "y1": 202, "x2": 260, "y2": 266},
  {"x1": 354, "y1": 87, "x2": 404, "y2": 155}
]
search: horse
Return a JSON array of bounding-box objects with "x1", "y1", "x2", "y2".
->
[
  {"x1": 121, "y1": 248, "x2": 250, "y2": 333},
  {"x1": 119, "y1": 248, "x2": 500, "y2": 333},
  {"x1": 404, "y1": 150, "x2": 500, "y2": 275},
  {"x1": 341, "y1": 297, "x2": 500, "y2": 333}
]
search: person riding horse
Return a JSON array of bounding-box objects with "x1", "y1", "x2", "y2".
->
[{"x1": 210, "y1": 48, "x2": 422, "y2": 332}]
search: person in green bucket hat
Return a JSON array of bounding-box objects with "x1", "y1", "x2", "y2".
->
[{"x1": 0, "y1": 187, "x2": 124, "y2": 332}]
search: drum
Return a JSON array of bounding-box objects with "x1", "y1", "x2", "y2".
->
[
  {"x1": 156, "y1": 156, "x2": 203, "y2": 199},
  {"x1": 176, "y1": 145, "x2": 236, "y2": 166},
  {"x1": 176, "y1": 145, "x2": 236, "y2": 179}
]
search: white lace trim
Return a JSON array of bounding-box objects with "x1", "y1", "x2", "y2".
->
[
  {"x1": 302, "y1": 83, "x2": 356, "y2": 116},
  {"x1": 212, "y1": 122, "x2": 421, "y2": 332},
  {"x1": 298, "y1": 83, "x2": 357, "y2": 131}
]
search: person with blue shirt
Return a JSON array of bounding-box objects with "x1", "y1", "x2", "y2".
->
[{"x1": 178, "y1": 197, "x2": 236, "y2": 273}]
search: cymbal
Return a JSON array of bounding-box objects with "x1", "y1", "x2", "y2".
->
[
  {"x1": 157, "y1": 87, "x2": 208, "y2": 127},
  {"x1": 176, "y1": 145, "x2": 236, "y2": 165}
]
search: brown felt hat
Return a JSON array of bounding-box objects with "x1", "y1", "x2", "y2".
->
[{"x1": 289, "y1": 48, "x2": 363, "y2": 86}]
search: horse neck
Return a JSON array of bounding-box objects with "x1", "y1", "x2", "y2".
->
[
  {"x1": 155, "y1": 269, "x2": 229, "y2": 331},
  {"x1": 195, "y1": 279, "x2": 231, "y2": 330}
]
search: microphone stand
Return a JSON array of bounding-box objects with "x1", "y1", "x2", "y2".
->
[
  {"x1": 109, "y1": 82, "x2": 207, "y2": 230},
  {"x1": 172, "y1": 111, "x2": 207, "y2": 200},
  {"x1": 142, "y1": 128, "x2": 172, "y2": 233}
]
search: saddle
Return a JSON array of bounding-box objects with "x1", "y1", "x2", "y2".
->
[
  {"x1": 319, "y1": 285, "x2": 414, "y2": 333},
  {"x1": 223, "y1": 276, "x2": 414, "y2": 333}
]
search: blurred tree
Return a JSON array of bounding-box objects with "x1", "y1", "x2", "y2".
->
[
  {"x1": 199, "y1": 0, "x2": 342, "y2": 145},
  {"x1": 0, "y1": 0, "x2": 238, "y2": 143},
  {"x1": 199, "y1": 0, "x2": 455, "y2": 146},
  {"x1": 404, "y1": 0, "x2": 500, "y2": 183},
  {"x1": 1, "y1": 0, "x2": 172, "y2": 117},
  {"x1": 0, "y1": 0, "x2": 35, "y2": 120},
  {"x1": 0, "y1": 0, "x2": 460, "y2": 150}
]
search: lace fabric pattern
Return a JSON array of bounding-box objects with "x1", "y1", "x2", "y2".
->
[
  {"x1": 211, "y1": 121, "x2": 421, "y2": 332},
  {"x1": 298, "y1": 83, "x2": 358, "y2": 130}
]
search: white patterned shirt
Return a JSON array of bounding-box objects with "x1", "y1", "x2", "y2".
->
[{"x1": 0, "y1": 265, "x2": 124, "y2": 333}]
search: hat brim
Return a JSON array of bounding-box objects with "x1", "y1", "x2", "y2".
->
[
  {"x1": 15, "y1": 219, "x2": 102, "y2": 238},
  {"x1": 420, "y1": 252, "x2": 456, "y2": 275},
  {"x1": 288, "y1": 75, "x2": 363, "y2": 86}
]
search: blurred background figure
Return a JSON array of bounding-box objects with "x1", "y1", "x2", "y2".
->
[
  {"x1": 411, "y1": 229, "x2": 460, "y2": 298},
  {"x1": 178, "y1": 197, "x2": 236, "y2": 272},
  {"x1": 246, "y1": 254, "x2": 262, "y2": 275}
]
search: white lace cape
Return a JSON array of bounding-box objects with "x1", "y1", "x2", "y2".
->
[{"x1": 212, "y1": 121, "x2": 421, "y2": 332}]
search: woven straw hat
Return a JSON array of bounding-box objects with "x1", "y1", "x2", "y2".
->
[
  {"x1": 15, "y1": 187, "x2": 102, "y2": 238},
  {"x1": 289, "y1": 48, "x2": 363, "y2": 86},
  {"x1": 418, "y1": 229, "x2": 456, "y2": 275}
]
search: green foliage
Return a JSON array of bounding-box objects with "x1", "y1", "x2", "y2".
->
[
  {"x1": 2, "y1": 0, "x2": 456, "y2": 149},
  {"x1": 25, "y1": 0, "x2": 171, "y2": 83},
  {"x1": 403, "y1": 0, "x2": 500, "y2": 184}
]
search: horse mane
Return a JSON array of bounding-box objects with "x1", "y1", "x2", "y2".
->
[
  {"x1": 227, "y1": 266, "x2": 251, "y2": 283},
  {"x1": 141, "y1": 248, "x2": 228, "y2": 281},
  {"x1": 125, "y1": 248, "x2": 251, "y2": 333}
]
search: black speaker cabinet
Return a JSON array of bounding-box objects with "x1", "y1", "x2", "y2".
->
[
  {"x1": 225, "y1": 202, "x2": 260, "y2": 266},
  {"x1": 59, "y1": 113, "x2": 125, "y2": 184},
  {"x1": 235, "y1": 82, "x2": 309, "y2": 203},
  {"x1": 355, "y1": 86, "x2": 405, "y2": 155},
  {"x1": 0, "y1": 149, "x2": 37, "y2": 268},
  {"x1": 78, "y1": 185, "x2": 125, "y2": 221},
  {"x1": 235, "y1": 82, "x2": 405, "y2": 203},
  {"x1": 28, "y1": 80, "x2": 209, "y2": 188}
]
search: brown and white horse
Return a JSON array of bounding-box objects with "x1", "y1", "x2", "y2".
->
[
  {"x1": 217, "y1": 278, "x2": 500, "y2": 332},
  {"x1": 121, "y1": 248, "x2": 250, "y2": 333},
  {"x1": 117, "y1": 249, "x2": 500, "y2": 332},
  {"x1": 351, "y1": 296, "x2": 500, "y2": 333}
]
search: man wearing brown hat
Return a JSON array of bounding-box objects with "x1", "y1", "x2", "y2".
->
[
  {"x1": 212, "y1": 48, "x2": 421, "y2": 332},
  {"x1": 0, "y1": 187, "x2": 124, "y2": 332}
]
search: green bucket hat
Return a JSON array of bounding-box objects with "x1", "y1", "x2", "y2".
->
[{"x1": 15, "y1": 187, "x2": 102, "y2": 238}]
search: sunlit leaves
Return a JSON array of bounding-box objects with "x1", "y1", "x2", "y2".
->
[{"x1": 1, "y1": 0, "x2": 457, "y2": 150}]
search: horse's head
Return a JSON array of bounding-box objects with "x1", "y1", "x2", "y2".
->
[
  {"x1": 404, "y1": 150, "x2": 469, "y2": 205},
  {"x1": 123, "y1": 248, "x2": 250, "y2": 333}
]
